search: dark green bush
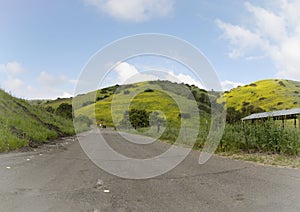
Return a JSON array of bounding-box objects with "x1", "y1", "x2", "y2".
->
[
  {"x1": 56, "y1": 103, "x2": 72, "y2": 119},
  {"x1": 144, "y1": 88, "x2": 154, "y2": 92}
]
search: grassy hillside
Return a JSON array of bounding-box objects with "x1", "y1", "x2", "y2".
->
[
  {"x1": 0, "y1": 89, "x2": 75, "y2": 152},
  {"x1": 43, "y1": 79, "x2": 300, "y2": 156},
  {"x1": 74, "y1": 81, "x2": 211, "y2": 128},
  {"x1": 219, "y1": 79, "x2": 300, "y2": 111}
]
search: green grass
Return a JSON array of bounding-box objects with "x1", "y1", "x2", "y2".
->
[
  {"x1": 220, "y1": 121, "x2": 300, "y2": 155},
  {"x1": 74, "y1": 81, "x2": 204, "y2": 129},
  {"x1": 219, "y1": 152, "x2": 300, "y2": 169},
  {"x1": 0, "y1": 89, "x2": 75, "y2": 152},
  {"x1": 219, "y1": 79, "x2": 300, "y2": 111},
  {"x1": 49, "y1": 79, "x2": 300, "y2": 163}
]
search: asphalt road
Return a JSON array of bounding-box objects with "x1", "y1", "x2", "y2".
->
[{"x1": 0, "y1": 129, "x2": 300, "y2": 212}]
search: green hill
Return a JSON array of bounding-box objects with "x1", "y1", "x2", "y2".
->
[
  {"x1": 0, "y1": 89, "x2": 74, "y2": 152},
  {"x1": 219, "y1": 79, "x2": 300, "y2": 111},
  {"x1": 73, "y1": 80, "x2": 212, "y2": 128}
]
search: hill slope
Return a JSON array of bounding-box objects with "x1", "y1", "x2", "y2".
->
[
  {"x1": 73, "y1": 80, "x2": 212, "y2": 128},
  {"x1": 219, "y1": 79, "x2": 300, "y2": 111},
  {"x1": 0, "y1": 89, "x2": 74, "y2": 152}
]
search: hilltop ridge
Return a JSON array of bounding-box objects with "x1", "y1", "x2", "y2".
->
[{"x1": 219, "y1": 79, "x2": 300, "y2": 111}]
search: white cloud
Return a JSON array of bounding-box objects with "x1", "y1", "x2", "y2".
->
[
  {"x1": 166, "y1": 71, "x2": 205, "y2": 89},
  {"x1": 84, "y1": 0, "x2": 174, "y2": 22},
  {"x1": 0, "y1": 61, "x2": 75, "y2": 99},
  {"x1": 215, "y1": 19, "x2": 269, "y2": 59},
  {"x1": 0, "y1": 61, "x2": 26, "y2": 75},
  {"x1": 38, "y1": 71, "x2": 69, "y2": 87},
  {"x1": 114, "y1": 62, "x2": 139, "y2": 81},
  {"x1": 112, "y1": 62, "x2": 206, "y2": 90},
  {"x1": 221, "y1": 80, "x2": 244, "y2": 91},
  {"x1": 216, "y1": 0, "x2": 300, "y2": 80},
  {"x1": 113, "y1": 62, "x2": 158, "y2": 84},
  {"x1": 0, "y1": 69, "x2": 75, "y2": 99},
  {"x1": 3, "y1": 77, "x2": 24, "y2": 92},
  {"x1": 61, "y1": 92, "x2": 73, "y2": 98}
]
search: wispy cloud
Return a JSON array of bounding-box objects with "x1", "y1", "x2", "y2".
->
[
  {"x1": 166, "y1": 71, "x2": 204, "y2": 89},
  {"x1": 38, "y1": 71, "x2": 69, "y2": 87},
  {"x1": 0, "y1": 63, "x2": 75, "y2": 99},
  {"x1": 113, "y1": 62, "x2": 158, "y2": 84},
  {"x1": 3, "y1": 77, "x2": 24, "y2": 91},
  {"x1": 216, "y1": 0, "x2": 300, "y2": 80},
  {"x1": 0, "y1": 61, "x2": 26, "y2": 75},
  {"x1": 84, "y1": 0, "x2": 174, "y2": 22},
  {"x1": 221, "y1": 80, "x2": 244, "y2": 91},
  {"x1": 112, "y1": 62, "x2": 206, "y2": 90}
]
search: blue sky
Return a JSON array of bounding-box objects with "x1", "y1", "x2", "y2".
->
[{"x1": 0, "y1": 0, "x2": 299, "y2": 99}]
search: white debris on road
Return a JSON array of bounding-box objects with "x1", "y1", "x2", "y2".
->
[
  {"x1": 94, "y1": 179, "x2": 104, "y2": 190},
  {"x1": 96, "y1": 179, "x2": 103, "y2": 187}
]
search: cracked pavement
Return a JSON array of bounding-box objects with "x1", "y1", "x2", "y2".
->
[{"x1": 0, "y1": 129, "x2": 300, "y2": 211}]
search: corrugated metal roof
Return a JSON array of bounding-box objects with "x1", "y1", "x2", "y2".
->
[{"x1": 242, "y1": 108, "x2": 300, "y2": 121}]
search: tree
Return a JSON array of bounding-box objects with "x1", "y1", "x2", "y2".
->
[
  {"x1": 120, "y1": 109, "x2": 150, "y2": 129},
  {"x1": 226, "y1": 107, "x2": 242, "y2": 124},
  {"x1": 129, "y1": 109, "x2": 150, "y2": 128},
  {"x1": 45, "y1": 106, "x2": 54, "y2": 113},
  {"x1": 56, "y1": 103, "x2": 73, "y2": 119}
]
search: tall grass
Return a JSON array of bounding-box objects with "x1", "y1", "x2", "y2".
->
[
  {"x1": 143, "y1": 118, "x2": 300, "y2": 156},
  {"x1": 0, "y1": 89, "x2": 75, "y2": 152},
  {"x1": 221, "y1": 120, "x2": 300, "y2": 155},
  {"x1": 0, "y1": 120, "x2": 28, "y2": 151}
]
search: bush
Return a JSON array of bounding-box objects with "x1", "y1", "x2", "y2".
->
[
  {"x1": 56, "y1": 103, "x2": 73, "y2": 119},
  {"x1": 259, "y1": 97, "x2": 266, "y2": 101},
  {"x1": 123, "y1": 90, "x2": 130, "y2": 95},
  {"x1": 82, "y1": 101, "x2": 94, "y2": 107},
  {"x1": 279, "y1": 81, "x2": 286, "y2": 87},
  {"x1": 96, "y1": 96, "x2": 104, "y2": 101},
  {"x1": 45, "y1": 106, "x2": 54, "y2": 113},
  {"x1": 120, "y1": 109, "x2": 150, "y2": 129},
  {"x1": 144, "y1": 88, "x2": 154, "y2": 92}
]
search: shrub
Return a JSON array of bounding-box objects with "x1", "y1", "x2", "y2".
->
[
  {"x1": 45, "y1": 106, "x2": 54, "y2": 113},
  {"x1": 144, "y1": 88, "x2": 154, "y2": 92},
  {"x1": 96, "y1": 96, "x2": 104, "y2": 101},
  {"x1": 82, "y1": 101, "x2": 94, "y2": 107},
  {"x1": 259, "y1": 97, "x2": 266, "y2": 101},
  {"x1": 56, "y1": 103, "x2": 73, "y2": 119},
  {"x1": 242, "y1": 102, "x2": 250, "y2": 107},
  {"x1": 279, "y1": 81, "x2": 286, "y2": 87},
  {"x1": 120, "y1": 109, "x2": 150, "y2": 129},
  {"x1": 123, "y1": 90, "x2": 130, "y2": 95}
]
